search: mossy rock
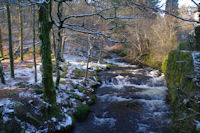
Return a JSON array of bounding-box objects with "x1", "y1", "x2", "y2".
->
[
  {"x1": 78, "y1": 87, "x2": 84, "y2": 93},
  {"x1": 73, "y1": 104, "x2": 89, "y2": 121},
  {"x1": 95, "y1": 67, "x2": 102, "y2": 72},
  {"x1": 60, "y1": 72, "x2": 67, "y2": 78},
  {"x1": 71, "y1": 77, "x2": 79, "y2": 79},
  {"x1": 26, "y1": 112, "x2": 41, "y2": 127},
  {"x1": 74, "y1": 68, "x2": 85, "y2": 77},
  {"x1": 162, "y1": 50, "x2": 200, "y2": 132},
  {"x1": 88, "y1": 94, "x2": 97, "y2": 105},
  {"x1": 60, "y1": 80, "x2": 67, "y2": 85},
  {"x1": 106, "y1": 64, "x2": 114, "y2": 70},
  {"x1": 71, "y1": 93, "x2": 83, "y2": 101},
  {"x1": 3, "y1": 120, "x2": 22, "y2": 133}
]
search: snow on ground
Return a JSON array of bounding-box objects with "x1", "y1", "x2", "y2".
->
[{"x1": 0, "y1": 54, "x2": 109, "y2": 132}]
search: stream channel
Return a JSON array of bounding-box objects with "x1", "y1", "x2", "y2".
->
[{"x1": 72, "y1": 57, "x2": 171, "y2": 133}]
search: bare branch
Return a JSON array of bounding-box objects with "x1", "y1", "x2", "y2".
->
[
  {"x1": 128, "y1": 0, "x2": 200, "y2": 23},
  {"x1": 191, "y1": 0, "x2": 200, "y2": 8}
]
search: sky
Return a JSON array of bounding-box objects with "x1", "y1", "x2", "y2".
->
[{"x1": 160, "y1": 0, "x2": 197, "y2": 8}]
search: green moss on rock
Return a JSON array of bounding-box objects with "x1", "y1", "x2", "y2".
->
[
  {"x1": 162, "y1": 50, "x2": 200, "y2": 132},
  {"x1": 73, "y1": 104, "x2": 89, "y2": 121},
  {"x1": 88, "y1": 94, "x2": 97, "y2": 105}
]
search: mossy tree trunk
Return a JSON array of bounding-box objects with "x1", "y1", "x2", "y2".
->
[
  {"x1": 18, "y1": 2, "x2": 23, "y2": 62},
  {"x1": 0, "y1": 61, "x2": 5, "y2": 84},
  {"x1": 195, "y1": 26, "x2": 200, "y2": 50},
  {"x1": 7, "y1": 4, "x2": 14, "y2": 78},
  {"x1": 32, "y1": 5, "x2": 37, "y2": 83},
  {"x1": 38, "y1": 1, "x2": 56, "y2": 110},
  {"x1": 55, "y1": 2, "x2": 63, "y2": 89},
  {"x1": 0, "y1": 26, "x2": 3, "y2": 58}
]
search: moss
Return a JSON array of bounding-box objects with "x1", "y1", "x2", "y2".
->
[
  {"x1": 74, "y1": 68, "x2": 85, "y2": 77},
  {"x1": 73, "y1": 104, "x2": 89, "y2": 121},
  {"x1": 60, "y1": 80, "x2": 67, "y2": 85},
  {"x1": 111, "y1": 49, "x2": 129, "y2": 57},
  {"x1": 88, "y1": 94, "x2": 97, "y2": 105},
  {"x1": 71, "y1": 93, "x2": 83, "y2": 101},
  {"x1": 71, "y1": 77, "x2": 79, "y2": 79},
  {"x1": 195, "y1": 26, "x2": 200, "y2": 50},
  {"x1": 60, "y1": 72, "x2": 67, "y2": 78},
  {"x1": 95, "y1": 67, "x2": 102, "y2": 72},
  {"x1": 78, "y1": 87, "x2": 84, "y2": 93},
  {"x1": 162, "y1": 50, "x2": 200, "y2": 132},
  {"x1": 26, "y1": 112, "x2": 41, "y2": 127},
  {"x1": 163, "y1": 50, "x2": 195, "y2": 93},
  {"x1": 140, "y1": 54, "x2": 161, "y2": 69},
  {"x1": 25, "y1": 65, "x2": 34, "y2": 68},
  {"x1": 161, "y1": 55, "x2": 168, "y2": 74}
]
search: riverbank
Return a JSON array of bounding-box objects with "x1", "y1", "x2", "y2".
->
[{"x1": 0, "y1": 54, "x2": 109, "y2": 132}]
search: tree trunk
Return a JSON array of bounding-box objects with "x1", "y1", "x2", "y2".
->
[
  {"x1": 18, "y1": 3, "x2": 23, "y2": 62},
  {"x1": 52, "y1": 28, "x2": 56, "y2": 58},
  {"x1": 98, "y1": 41, "x2": 103, "y2": 64},
  {"x1": 0, "y1": 26, "x2": 3, "y2": 58},
  {"x1": 55, "y1": 2, "x2": 63, "y2": 89},
  {"x1": 85, "y1": 36, "x2": 92, "y2": 85},
  {"x1": 61, "y1": 36, "x2": 66, "y2": 59},
  {"x1": 55, "y1": 27, "x2": 62, "y2": 89},
  {"x1": 0, "y1": 61, "x2": 5, "y2": 84},
  {"x1": 38, "y1": 1, "x2": 56, "y2": 109},
  {"x1": 7, "y1": 4, "x2": 14, "y2": 78},
  {"x1": 32, "y1": 5, "x2": 37, "y2": 83}
]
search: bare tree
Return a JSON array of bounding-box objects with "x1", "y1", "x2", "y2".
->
[
  {"x1": 32, "y1": 4, "x2": 37, "y2": 83},
  {"x1": 18, "y1": 1, "x2": 24, "y2": 62},
  {"x1": 6, "y1": 3, "x2": 14, "y2": 78},
  {"x1": 0, "y1": 25, "x2": 3, "y2": 58}
]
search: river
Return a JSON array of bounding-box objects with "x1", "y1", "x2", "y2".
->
[{"x1": 72, "y1": 57, "x2": 171, "y2": 133}]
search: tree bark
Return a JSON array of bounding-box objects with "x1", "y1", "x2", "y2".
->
[
  {"x1": 38, "y1": 1, "x2": 56, "y2": 109},
  {"x1": 98, "y1": 40, "x2": 103, "y2": 64},
  {"x1": 18, "y1": 3, "x2": 23, "y2": 62},
  {"x1": 55, "y1": 2, "x2": 63, "y2": 89},
  {"x1": 0, "y1": 61, "x2": 5, "y2": 84},
  {"x1": 55, "y1": 27, "x2": 62, "y2": 89},
  {"x1": 32, "y1": 5, "x2": 37, "y2": 83},
  {"x1": 85, "y1": 36, "x2": 92, "y2": 85},
  {"x1": 7, "y1": 4, "x2": 14, "y2": 78},
  {"x1": 0, "y1": 26, "x2": 3, "y2": 58},
  {"x1": 52, "y1": 28, "x2": 56, "y2": 58}
]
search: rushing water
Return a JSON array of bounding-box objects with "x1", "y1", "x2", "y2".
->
[{"x1": 72, "y1": 57, "x2": 171, "y2": 133}]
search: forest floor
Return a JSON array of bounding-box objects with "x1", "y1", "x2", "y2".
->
[{"x1": 0, "y1": 50, "x2": 110, "y2": 132}]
